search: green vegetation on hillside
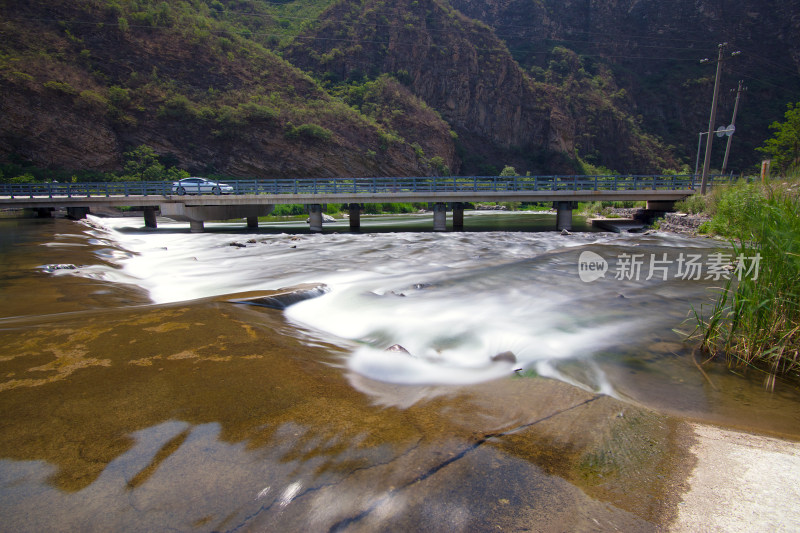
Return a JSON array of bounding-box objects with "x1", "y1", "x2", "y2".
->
[{"x1": 0, "y1": 0, "x2": 451, "y2": 178}]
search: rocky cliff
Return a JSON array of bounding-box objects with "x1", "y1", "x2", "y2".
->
[
  {"x1": 286, "y1": 0, "x2": 675, "y2": 174},
  {"x1": 450, "y1": 0, "x2": 800, "y2": 171}
]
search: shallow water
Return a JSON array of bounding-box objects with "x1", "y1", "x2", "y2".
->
[{"x1": 0, "y1": 212, "x2": 798, "y2": 531}]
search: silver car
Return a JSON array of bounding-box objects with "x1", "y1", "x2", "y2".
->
[{"x1": 172, "y1": 177, "x2": 234, "y2": 195}]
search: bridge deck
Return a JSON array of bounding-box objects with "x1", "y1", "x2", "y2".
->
[{"x1": 0, "y1": 174, "x2": 733, "y2": 210}]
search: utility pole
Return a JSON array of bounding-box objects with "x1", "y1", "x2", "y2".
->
[
  {"x1": 721, "y1": 80, "x2": 746, "y2": 175},
  {"x1": 699, "y1": 44, "x2": 740, "y2": 195}
]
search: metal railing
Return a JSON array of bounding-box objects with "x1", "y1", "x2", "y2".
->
[{"x1": 0, "y1": 174, "x2": 740, "y2": 199}]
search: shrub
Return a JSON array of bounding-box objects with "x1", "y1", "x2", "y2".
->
[
  {"x1": 674, "y1": 194, "x2": 706, "y2": 214},
  {"x1": 272, "y1": 204, "x2": 306, "y2": 216},
  {"x1": 499, "y1": 165, "x2": 517, "y2": 176},
  {"x1": 43, "y1": 80, "x2": 77, "y2": 95},
  {"x1": 285, "y1": 123, "x2": 333, "y2": 142},
  {"x1": 237, "y1": 102, "x2": 277, "y2": 122},
  {"x1": 79, "y1": 90, "x2": 108, "y2": 109},
  {"x1": 158, "y1": 94, "x2": 196, "y2": 119},
  {"x1": 704, "y1": 181, "x2": 766, "y2": 238},
  {"x1": 108, "y1": 86, "x2": 131, "y2": 107}
]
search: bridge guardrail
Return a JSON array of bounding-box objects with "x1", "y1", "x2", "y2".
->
[{"x1": 0, "y1": 174, "x2": 742, "y2": 199}]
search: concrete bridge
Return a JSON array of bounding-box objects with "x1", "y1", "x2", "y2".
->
[{"x1": 0, "y1": 175, "x2": 729, "y2": 232}]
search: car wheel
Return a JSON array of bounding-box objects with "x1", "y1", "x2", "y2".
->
[
  {"x1": 176, "y1": 187, "x2": 186, "y2": 195},
  {"x1": 212, "y1": 186, "x2": 221, "y2": 195}
]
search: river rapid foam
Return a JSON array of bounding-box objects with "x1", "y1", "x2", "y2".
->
[{"x1": 67, "y1": 215, "x2": 721, "y2": 394}]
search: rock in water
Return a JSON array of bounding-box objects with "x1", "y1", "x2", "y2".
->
[
  {"x1": 385, "y1": 344, "x2": 412, "y2": 356},
  {"x1": 491, "y1": 351, "x2": 517, "y2": 364},
  {"x1": 226, "y1": 284, "x2": 329, "y2": 310},
  {"x1": 41, "y1": 264, "x2": 78, "y2": 272}
]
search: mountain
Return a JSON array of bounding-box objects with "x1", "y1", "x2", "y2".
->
[
  {"x1": 285, "y1": 0, "x2": 676, "y2": 174},
  {"x1": 0, "y1": 0, "x2": 457, "y2": 178},
  {"x1": 450, "y1": 0, "x2": 800, "y2": 172},
  {"x1": 1, "y1": 0, "x2": 798, "y2": 179}
]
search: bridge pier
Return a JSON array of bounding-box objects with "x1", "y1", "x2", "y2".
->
[
  {"x1": 555, "y1": 202, "x2": 573, "y2": 231},
  {"x1": 452, "y1": 202, "x2": 464, "y2": 230},
  {"x1": 67, "y1": 207, "x2": 90, "y2": 220},
  {"x1": 246, "y1": 216, "x2": 259, "y2": 229},
  {"x1": 433, "y1": 202, "x2": 447, "y2": 232},
  {"x1": 308, "y1": 204, "x2": 323, "y2": 232},
  {"x1": 348, "y1": 203, "x2": 361, "y2": 230},
  {"x1": 143, "y1": 206, "x2": 158, "y2": 229},
  {"x1": 189, "y1": 220, "x2": 204, "y2": 233}
]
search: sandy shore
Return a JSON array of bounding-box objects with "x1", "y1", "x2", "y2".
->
[{"x1": 671, "y1": 423, "x2": 800, "y2": 532}]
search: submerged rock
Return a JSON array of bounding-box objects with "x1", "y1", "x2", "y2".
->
[
  {"x1": 491, "y1": 351, "x2": 517, "y2": 364},
  {"x1": 227, "y1": 284, "x2": 329, "y2": 310}
]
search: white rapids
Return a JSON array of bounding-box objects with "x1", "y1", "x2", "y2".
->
[{"x1": 62, "y1": 214, "x2": 720, "y2": 393}]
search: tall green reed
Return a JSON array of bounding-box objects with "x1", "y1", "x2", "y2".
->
[{"x1": 690, "y1": 180, "x2": 800, "y2": 385}]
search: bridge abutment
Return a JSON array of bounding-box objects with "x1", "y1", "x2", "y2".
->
[
  {"x1": 308, "y1": 204, "x2": 323, "y2": 232},
  {"x1": 646, "y1": 200, "x2": 676, "y2": 211},
  {"x1": 67, "y1": 207, "x2": 90, "y2": 220},
  {"x1": 433, "y1": 203, "x2": 447, "y2": 232}
]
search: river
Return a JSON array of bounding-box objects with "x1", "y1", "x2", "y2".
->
[{"x1": 1, "y1": 211, "x2": 798, "y2": 531}]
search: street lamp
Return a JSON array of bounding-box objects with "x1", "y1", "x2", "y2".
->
[{"x1": 695, "y1": 131, "x2": 709, "y2": 179}]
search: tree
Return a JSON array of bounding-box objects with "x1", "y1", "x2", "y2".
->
[
  {"x1": 123, "y1": 145, "x2": 164, "y2": 181},
  {"x1": 757, "y1": 102, "x2": 800, "y2": 176},
  {"x1": 499, "y1": 165, "x2": 517, "y2": 176}
]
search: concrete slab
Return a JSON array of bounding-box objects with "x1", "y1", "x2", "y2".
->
[{"x1": 671, "y1": 424, "x2": 800, "y2": 532}]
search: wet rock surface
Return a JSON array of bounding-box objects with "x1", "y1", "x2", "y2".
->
[{"x1": 0, "y1": 301, "x2": 691, "y2": 531}]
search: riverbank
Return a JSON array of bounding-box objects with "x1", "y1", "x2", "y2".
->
[
  {"x1": 655, "y1": 212, "x2": 711, "y2": 236},
  {"x1": 672, "y1": 423, "x2": 800, "y2": 532}
]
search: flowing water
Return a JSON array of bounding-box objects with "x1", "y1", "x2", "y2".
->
[{"x1": 1, "y1": 211, "x2": 799, "y2": 531}]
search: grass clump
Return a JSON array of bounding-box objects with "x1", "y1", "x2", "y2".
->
[
  {"x1": 674, "y1": 194, "x2": 706, "y2": 214},
  {"x1": 689, "y1": 179, "x2": 800, "y2": 384}
]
